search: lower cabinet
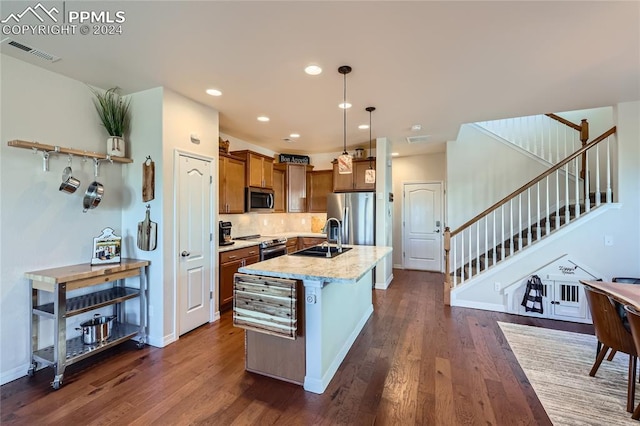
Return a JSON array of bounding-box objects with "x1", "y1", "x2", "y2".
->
[
  {"x1": 298, "y1": 237, "x2": 326, "y2": 250},
  {"x1": 286, "y1": 237, "x2": 299, "y2": 254},
  {"x1": 219, "y1": 246, "x2": 260, "y2": 311}
]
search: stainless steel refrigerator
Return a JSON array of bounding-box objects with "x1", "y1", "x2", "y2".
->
[{"x1": 326, "y1": 192, "x2": 375, "y2": 245}]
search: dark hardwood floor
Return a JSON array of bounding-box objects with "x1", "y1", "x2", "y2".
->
[{"x1": 1, "y1": 269, "x2": 593, "y2": 425}]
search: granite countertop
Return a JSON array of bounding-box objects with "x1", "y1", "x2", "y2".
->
[
  {"x1": 238, "y1": 245, "x2": 392, "y2": 284},
  {"x1": 218, "y1": 232, "x2": 326, "y2": 253}
]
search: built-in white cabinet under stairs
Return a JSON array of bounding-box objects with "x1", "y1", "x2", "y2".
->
[{"x1": 503, "y1": 255, "x2": 603, "y2": 324}]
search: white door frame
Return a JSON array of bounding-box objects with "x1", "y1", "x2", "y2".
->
[
  {"x1": 173, "y1": 149, "x2": 215, "y2": 338},
  {"x1": 401, "y1": 180, "x2": 445, "y2": 272}
]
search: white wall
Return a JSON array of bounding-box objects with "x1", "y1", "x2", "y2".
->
[
  {"x1": 391, "y1": 153, "x2": 446, "y2": 267},
  {"x1": 0, "y1": 55, "x2": 126, "y2": 384}
]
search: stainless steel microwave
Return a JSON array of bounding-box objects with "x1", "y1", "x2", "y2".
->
[{"x1": 246, "y1": 187, "x2": 274, "y2": 212}]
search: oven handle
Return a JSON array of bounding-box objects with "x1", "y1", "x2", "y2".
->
[{"x1": 261, "y1": 245, "x2": 287, "y2": 255}]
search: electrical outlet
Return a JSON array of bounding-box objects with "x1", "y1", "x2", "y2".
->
[{"x1": 494, "y1": 282, "x2": 501, "y2": 292}]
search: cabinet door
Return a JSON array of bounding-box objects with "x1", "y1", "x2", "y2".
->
[
  {"x1": 307, "y1": 170, "x2": 333, "y2": 212},
  {"x1": 220, "y1": 258, "x2": 243, "y2": 310},
  {"x1": 287, "y1": 164, "x2": 307, "y2": 212},
  {"x1": 552, "y1": 281, "x2": 588, "y2": 319},
  {"x1": 332, "y1": 163, "x2": 354, "y2": 192},
  {"x1": 218, "y1": 157, "x2": 226, "y2": 214},
  {"x1": 226, "y1": 157, "x2": 246, "y2": 213},
  {"x1": 286, "y1": 238, "x2": 299, "y2": 254},
  {"x1": 273, "y1": 168, "x2": 286, "y2": 212},
  {"x1": 354, "y1": 160, "x2": 376, "y2": 190},
  {"x1": 248, "y1": 153, "x2": 265, "y2": 187},
  {"x1": 262, "y1": 158, "x2": 274, "y2": 189},
  {"x1": 299, "y1": 237, "x2": 326, "y2": 249}
]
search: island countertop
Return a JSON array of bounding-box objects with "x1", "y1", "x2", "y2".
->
[{"x1": 238, "y1": 245, "x2": 392, "y2": 284}]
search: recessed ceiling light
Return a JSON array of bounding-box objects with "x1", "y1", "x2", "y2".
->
[
  {"x1": 411, "y1": 124, "x2": 422, "y2": 131},
  {"x1": 338, "y1": 102, "x2": 352, "y2": 109},
  {"x1": 391, "y1": 152, "x2": 400, "y2": 156},
  {"x1": 206, "y1": 89, "x2": 222, "y2": 96},
  {"x1": 289, "y1": 133, "x2": 300, "y2": 138},
  {"x1": 304, "y1": 64, "x2": 322, "y2": 75},
  {"x1": 257, "y1": 116, "x2": 270, "y2": 122},
  {"x1": 358, "y1": 124, "x2": 369, "y2": 130}
]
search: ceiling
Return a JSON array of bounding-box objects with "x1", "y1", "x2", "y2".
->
[{"x1": 2, "y1": 1, "x2": 638, "y2": 157}]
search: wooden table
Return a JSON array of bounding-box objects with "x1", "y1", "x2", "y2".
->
[{"x1": 580, "y1": 280, "x2": 640, "y2": 307}]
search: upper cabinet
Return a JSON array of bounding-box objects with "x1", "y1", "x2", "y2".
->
[
  {"x1": 332, "y1": 158, "x2": 376, "y2": 192},
  {"x1": 219, "y1": 153, "x2": 246, "y2": 214},
  {"x1": 307, "y1": 170, "x2": 333, "y2": 212},
  {"x1": 273, "y1": 165, "x2": 286, "y2": 213},
  {"x1": 274, "y1": 163, "x2": 314, "y2": 213},
  {"x1": 231, "y1": 150, "x2": 274, "y2": 189}
]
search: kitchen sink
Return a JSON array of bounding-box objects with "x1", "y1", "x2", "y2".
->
[{"x1": 291, "y1": 245, "x2": 352, "y2": 258}]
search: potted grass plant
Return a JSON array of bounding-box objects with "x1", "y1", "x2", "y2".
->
[{"x1": 91, "y1": 87, "x2": 131, "y2": 157}]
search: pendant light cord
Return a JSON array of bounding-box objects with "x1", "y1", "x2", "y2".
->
[
  {"x1": 343, "y1": 71, "x2": 347, "y2": 155},
  {"x1": 366, "y1": 106, "x2": 376, "y2": 169}
]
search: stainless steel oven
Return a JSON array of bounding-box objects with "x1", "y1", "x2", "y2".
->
[
  {"x1": 259, "y1": 237, "x2": 287, "y2": 261},
  {"x1": 234, "y1": 235, "x2": 288, "y2": 261}
]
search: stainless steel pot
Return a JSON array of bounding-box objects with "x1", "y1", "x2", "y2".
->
[
  {"x1": 59, "y1": 166, "x2": 81, "y2": 194},
  {"x1": 83, "y1": 181, "x2": 104, "y2": 212},
  {"x1": 76, "y1": 314, "x2": 115, "y2": 344}
]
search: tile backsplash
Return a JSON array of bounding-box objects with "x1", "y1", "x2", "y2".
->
[{"x1": 219, "y1": 213, "x2": 327, "y2": 237}]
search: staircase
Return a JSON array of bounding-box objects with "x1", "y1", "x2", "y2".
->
[{"x1": 444, "y1": 118, "x2": 617, "y2": 301}]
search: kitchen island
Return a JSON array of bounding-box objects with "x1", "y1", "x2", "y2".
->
[{"x1": 237, "y1": 244, "x2": 392, "y2": 394}]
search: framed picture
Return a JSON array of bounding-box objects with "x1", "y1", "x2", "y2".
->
[{"x1": 91, "y1": 227, "x2": 122, "y2": 265}]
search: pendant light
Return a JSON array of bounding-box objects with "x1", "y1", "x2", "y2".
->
[
  {"x1": 365, "y1": 106, "x2": 376, "y2": 184},
  {"x1": 337, "y1": 65, "x2": 353, "y2": 174}
]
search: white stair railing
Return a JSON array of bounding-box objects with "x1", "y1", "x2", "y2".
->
[
  {"x1": 444, "y1": 127, "x2": 616, "y2": 290},
  {"x1": 476, "y1": 114, "x2": 585, "y2": 169}
]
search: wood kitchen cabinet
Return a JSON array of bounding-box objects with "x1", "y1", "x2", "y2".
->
[
  {"x1": 286, "y1": 237, "x2": 299, "y2": 254},
  {"x1": 219, "y1": 153, "x2": 245, "y2": 214},
  {"x1": 307, "y1": 170, "x2": 333, "y2": 212},
  {"x1": 298, "y1": 237, "x2": 326, "y2": 250},
  {"x1": 231, "y1": 150, "x2": 274, "y2": 189},
  {"x1": 273, "y1": 165, "x2": 286, "y2": 212},
  {"x1": 332, "y1": 158, "x2": 376, "y2": 192},
  {"x1": 219, "y1": 246, "x2": 260, "y2": 311}
]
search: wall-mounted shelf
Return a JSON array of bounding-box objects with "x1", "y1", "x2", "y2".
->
[{"x1": 7, "y1": 140, "x2": 133, "y2": 171}]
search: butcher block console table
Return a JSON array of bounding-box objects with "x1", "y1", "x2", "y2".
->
[{"x1": 25, "y1": 258, "x2": 150, "y2": 389}]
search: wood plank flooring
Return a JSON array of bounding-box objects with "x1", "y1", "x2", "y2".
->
[{"x1": 1, "y1": 269, "x2": 593, "y2": 425}]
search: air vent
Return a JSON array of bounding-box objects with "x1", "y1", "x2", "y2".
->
[
  {"x1": 406, "y1": 135, "x2": 431, "y2": 144},
  {"x1": 1, "y1": 38, "x2": 60, "y2": 62}
]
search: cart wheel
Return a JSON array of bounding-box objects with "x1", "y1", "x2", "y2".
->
[
  {"x1": 27, "y1": 362, "x2": 37, "y2": 377},
  {"x1": 136, "y1": 340, "x2": 145, "y2": 349},
  {"x1": 52, "y1": 376, "x2": 63, "y2": 390}
]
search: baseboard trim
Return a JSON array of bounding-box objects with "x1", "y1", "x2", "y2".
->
[
  {"x1": 0, "y1": 363, "x2": 29, "y2": 386},
  {"x1": 374, "y1": 273, "x2": 394, "y2": 290},
  {"x1": 450, "y1": 298, "x2": 506, "y2": 313}
]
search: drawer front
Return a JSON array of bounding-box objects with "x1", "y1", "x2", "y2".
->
[{"x1": 220, "y1": 246, "x2": 260, "y2": 263}]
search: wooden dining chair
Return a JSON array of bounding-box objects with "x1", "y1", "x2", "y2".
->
[
  {"x1": 623, "y1": 304, "x2": 640, "y2": 420},
  {"x1": 583, "y1": 284, "x2": 637, "y2": 413}
]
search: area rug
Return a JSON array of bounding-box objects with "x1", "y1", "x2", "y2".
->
[{"x1": 498, "y1": 322, "x2": 637, "y2": 425}]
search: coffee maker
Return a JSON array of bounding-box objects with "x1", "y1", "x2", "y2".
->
[{"x1": 219, "y1": 221, "x2": 234, "y2": 246}]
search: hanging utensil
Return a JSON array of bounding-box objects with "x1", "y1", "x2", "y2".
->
[
  {"x1": 59, "y1": 155, "x2": 80, "y2": 194},
  {"x1": 137, "y1": 204, "x2": 157, "y2": 251},
  {"x1": 142, "y1": 156, "x2": 155, "y2": 202}
]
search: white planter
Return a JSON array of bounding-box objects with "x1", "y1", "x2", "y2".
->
[{"x1": 107, "y1": 136, "x2": 125, "y2": 157}]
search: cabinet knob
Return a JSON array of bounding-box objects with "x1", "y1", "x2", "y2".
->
[{"x1": 181, "y1": 251, "x2": 191, "y2": 257}]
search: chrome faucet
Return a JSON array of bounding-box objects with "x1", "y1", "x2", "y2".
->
[{"x1": 322, "y1": 217, "x2": 343, "y2": 255}]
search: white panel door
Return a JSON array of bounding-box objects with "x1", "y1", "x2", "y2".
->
[
  {"x1": 178, "y1": 154, "x2": 212, "y2": 335},
  {"x1": 403, "y1": 182, "x2": 443, "y2": 271}
]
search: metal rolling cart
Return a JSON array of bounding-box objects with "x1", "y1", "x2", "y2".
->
[{"x1": 25, "y1": 258, "x2": 150, "y2": 390}]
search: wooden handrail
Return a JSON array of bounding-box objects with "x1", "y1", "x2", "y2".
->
[
  {"x1": 450, "y1": 126, "x2": 616, "y2": 237},
  {"x1": 545, "y1": 113, "x2": 582, "y2": 132}
]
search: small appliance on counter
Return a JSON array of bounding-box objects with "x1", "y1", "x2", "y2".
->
[{"x1": 219, "y1": 221, "x2": 234, "y2": 246}]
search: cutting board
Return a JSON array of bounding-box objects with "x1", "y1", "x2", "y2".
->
[
  {"x1": 137, "y1": 206, "x2": 157, "y2": 251},
  {"x1": 142, "y1": 157, "x2": 155, "y2": 202}
]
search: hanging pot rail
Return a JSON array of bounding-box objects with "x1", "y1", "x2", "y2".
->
[{"x1": 7, "y1": 140, "x2": 133, "y2": 171}]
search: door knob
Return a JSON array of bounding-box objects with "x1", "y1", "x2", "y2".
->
[
  {"x1": 434, "y1": 229, "x2": 440, "y2": 233},
  {"x1": 181, "y1": 251, "x2": 191, "y2": 257}
]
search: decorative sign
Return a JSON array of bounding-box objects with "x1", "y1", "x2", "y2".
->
[
  {"x1": 91, "y1": 227, "x2": 122, "y2": 265},
  {"x1": 279, "y1": 153, "x2": 310, "y2": 164}
]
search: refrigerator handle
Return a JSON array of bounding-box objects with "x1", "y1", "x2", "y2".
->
[{"x1": 343, "y1": 206, "x2": 349, "y2": 243}]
